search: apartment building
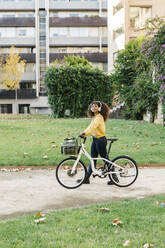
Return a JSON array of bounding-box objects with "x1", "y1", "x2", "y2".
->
[
  {"x1": 108, "y1": 0, "x2": 165, "y2": 72},
  {"x1": 0, "y1": 0, "x2": 107, "y2": 114},
  {"x1": 108, "y1": 0, "x2": 165, "y2": 124}
]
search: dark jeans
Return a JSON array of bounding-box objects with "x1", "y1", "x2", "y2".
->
[{"x1": 87, "y1": 136, "x2": 108, "y2": 176}]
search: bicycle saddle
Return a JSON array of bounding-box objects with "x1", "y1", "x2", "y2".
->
[{"x1": 106, "y1": 138, "x2": 118, "y2": 142}]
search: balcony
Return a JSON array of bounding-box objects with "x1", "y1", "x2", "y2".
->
[
  {"x1": 50, "y1": 52, "x2": 107, "y2": 63},
  {"x1": 0, "y1": 89, "x2": 36, "y2": 99},
  {"x1": 0, "y1": 37, "x2": 35, "y2": 47},
  {"x1": 0, "y1": 17, "x2": 35, "y2": 27},
  {"x1": 49, "y1": 17, "x2": 107, "y2": 27},
  {"x1": 50, "y1": 37, "x2": 107, "y2": 46}
]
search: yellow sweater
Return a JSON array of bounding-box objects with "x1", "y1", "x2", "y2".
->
[{"x1": 83, "y1": 113, "x2": 106, "y2": 138}]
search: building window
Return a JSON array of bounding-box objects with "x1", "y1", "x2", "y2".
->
[
  {"x1": 18, "y1": 13, "x2": 34, "y2": 17},
  {"x1": 130, "y1": 7, "x2": 152, "y2": 29},
  {"x1": 113, "y1": 52, "x2": 118, "y2": 63},
  {"x1": 70, "y1": 13, "x2": 79, "y2": 17},
  {"x1": 70, "y1": 27, "x2": 88, "y2": 37},
  {"x1": 0, "y1": 27, "x2": 15, "y2": 37},
  {"x1": 0, "y1": 104, "x2": 12, "y2": 114},
  {"x1": 18, "y1": 29, "x2": 26, "y2": 36},
  {"x1": 20, "y1": 83, "x2": 35, "y2": 89},
  {"x1": 113, "y1": 26, "x2": 124, "y2": 39},
  {"x1": 113, "y1": 1, "x2": 123, "y2": 15},
  {"x1": 88, "y1": 27, "x2": 99, "y2": 37},
  {"x1": 2, "y1": 14, "x2": 15, "y2": 18},
  {"x1": 40, "y1": 53, "x2": 46, "y2": 59},
  {"x1": 51, "y1": 28, "x2": 67, "y2": 37},
  {"x1": 24, "y1": 63, "x2": 35, "y2": 72},
  {"x1": 58, "y1": 12, "x2": 68, "y2": 18},
  {"x1": 19, "y1": 0, "x2": 32, "y2": 1},
  {"x1": 19, "y1": 104, "x2": 30, "y2": 114},
  {"x1": 40, "y1": 36, "x2": 46, "y2": 40}
]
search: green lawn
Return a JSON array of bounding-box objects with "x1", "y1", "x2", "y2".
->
[
  {"x1": 0, "y1": 115, "x2": 164, "y2": 166},
  {"x1": 0, "y1": 195, "x2": 165, "y2": 248}
]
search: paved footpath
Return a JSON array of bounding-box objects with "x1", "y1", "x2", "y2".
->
[{"x1": 0, "y1": 167, "x2": 165, "y2": 219}]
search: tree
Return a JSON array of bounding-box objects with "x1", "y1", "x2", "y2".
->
[
  {"x1": 111, "y1": 36, "x2": 159, "y2": 120},
  {"x1": 53, "y1": 55, "x2": 92, "y2": 68},
  {"x1": 1, "y1": 46, "x2": 26, "y2": 113},
  {"x1": 45, "y1": 55, "x2": 113, "y2": 118},
  {"x1": 141, "y1": 24, "x2": 165, "y2": 124}
]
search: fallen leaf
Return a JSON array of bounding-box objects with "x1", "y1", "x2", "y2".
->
[
  {"x1": 12, "y1": 168, "x2": 19, "y2": 172},
  {"x1": 23, "y1": 152, "x2": 28, "y2": 157},
  {"x1": 0, "y1": 168, "x2": 8, "y2": 172},
  {"x1": 123, "y1": 240, "x2": 131, "y2": 247},
  {"x1": 144, "y1": 133, "x2": 150, "y2": 137},
  {"x1": 143, "y1": 244, "x2": 154, "y2": 248},
  {"x1": 150, "y1": 142, "x2": 158, "y2": 146},
  {"x1": 67, "y1": 131, "x2": 71, "y2": 136},
  {"x1": 112, "y1": 217, "x2": 123, "y2": 226},
  {"x1": 36, "y1": 212, "x2": 44, "y2": 217},
  {"x1": 96, "y1": 208, "x2": 110, "y2": 211},
  {"x1": 135, "y1": 145, "x2": 140, "y2": 150},
  {"x1": 34, "y1": 217, "x2": 46, "y2": 224},
  {"x1": 42, "y1": 155, "x2": 48, "y2": 159}
]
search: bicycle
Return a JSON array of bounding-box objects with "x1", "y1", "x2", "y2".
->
[{"x1": 56, "y1": 136, "x2": 138, "y2": 189}]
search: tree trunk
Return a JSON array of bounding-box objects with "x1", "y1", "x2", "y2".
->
[{"x1": 15, "y1": 88, "x2": 18, "y2": 114}]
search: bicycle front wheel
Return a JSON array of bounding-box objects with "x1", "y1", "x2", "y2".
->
[
  {"x1": 56, "y1": 157, "x2": 87, "y2": 189},
  {"x1": 108, "y1": 155, "x2": 138, "y2": 187}
]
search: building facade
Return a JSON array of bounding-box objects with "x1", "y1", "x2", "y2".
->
[
  {"x1": 0, "y1": 0, "x2": 107, "y2": 114},
  {"x1": 108, "y1": 0, "x2": 165, "y2": 72},
  {"x1": 108, "y1": 0, "x2": 165, "y2": 124}
]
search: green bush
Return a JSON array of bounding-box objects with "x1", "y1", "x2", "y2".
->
[
  {"x1": 141, "y1": 24, "x2": 165, "y2": 123},
  {"x1": 45, "y1": 56, "x2": 113, "y2": 118},
  {"x1": 111, "y1": 37, "x2": 159, "y2": 120},
  {"x1": 129, "y1": 72, "x2": 159, "y2": 120}
]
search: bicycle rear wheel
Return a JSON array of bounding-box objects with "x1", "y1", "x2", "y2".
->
[
  {"x1": 108, "y1": 155, "x2": 138, "y2": 187},
  {"x1": 56, "y1": 157, "x2": 87, "y2": 189}
]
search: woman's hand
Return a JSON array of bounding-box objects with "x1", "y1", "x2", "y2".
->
[{"x1": 79, "y1": 132, "x2": 85, "y2": 136}]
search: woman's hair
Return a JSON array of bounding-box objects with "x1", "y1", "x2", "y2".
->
[{"x1": 87, "y1": 101, "x2": 110, "y2": 121}]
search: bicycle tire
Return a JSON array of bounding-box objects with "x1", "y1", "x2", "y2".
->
[
  {"x1": 108, "y1": 155, "x2": 138, "y2": 187},
  {"x1": 56, "y1": 157, "x2": 87, "y2": 189}
]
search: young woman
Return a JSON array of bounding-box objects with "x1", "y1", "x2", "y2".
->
[{"x1": 79, "y1": 101, "x2": 113, "y2": 185}]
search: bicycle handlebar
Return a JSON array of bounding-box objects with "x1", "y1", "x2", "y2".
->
[{"x1": 78, "y1": 135, "x2": 87, "y2": 143}]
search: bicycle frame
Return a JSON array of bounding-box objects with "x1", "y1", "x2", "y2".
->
[{"x1": 71, "y1": 142, "x2": 124, "y2": 176}]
